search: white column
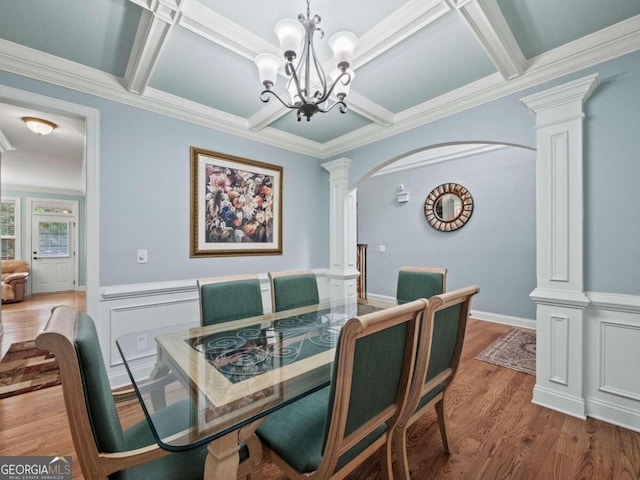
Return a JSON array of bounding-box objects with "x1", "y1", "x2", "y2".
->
[
  {"x1": 322, "y1": 158, "x2": 359, "y2": 300},
  {"x1": 521, "y1": 73, "x2": 600, "y2": 418}
]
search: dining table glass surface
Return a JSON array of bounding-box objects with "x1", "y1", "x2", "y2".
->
[{"x1": 116, "y1": 297, "x2": 390, "y2": 452}]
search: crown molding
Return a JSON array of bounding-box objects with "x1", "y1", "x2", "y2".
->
[
  {"x1": 0, "y1": 15, "x2": 638, "y2": 160},
  {"x1": 353, "y1": 0, "x2": 451, "y2": 69},
  {"x1": 0, "y1": 128, "x2": 14, "y2": 153},
  {"x1": 319, "y1": 15, "x2": 640, "y2": 158},
  {"x1": 372, "y1": 143, "x2": 511, "y2": 176},
  {"x1": 124, "y1": 8, "x2": 176, "y2": 94},
  {"x1": 1, "y1": 183, "x2": 85, "y2": 197},
  {"x1": 453, "y1": 0, "x2": 526, "y2": 79},
  {"x1": 0, "y1": 39, "x2": 323, "y2": 157}
]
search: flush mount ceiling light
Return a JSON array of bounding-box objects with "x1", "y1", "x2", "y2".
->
[
  {"x1": 22, "y1": 116, "x2": 58, "y2": 135},
  {"x1": 255, "y1": 0, "x2": 358, "y2": 122}
]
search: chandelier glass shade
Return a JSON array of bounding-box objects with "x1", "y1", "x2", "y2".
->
[
  {"x1": 22, "y1": 116, "x2": 57, "y2": 135},
  {"x1": 254, "y1": 0, "x2": 358, "y2": 121}
]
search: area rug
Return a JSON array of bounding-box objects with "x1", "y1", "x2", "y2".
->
[
  {"x1": 0, "y1": 341, "x2": 60, "y2": 399},
  {"x1": 475, "y1": 328, "x2": 536, "y2": 376}
]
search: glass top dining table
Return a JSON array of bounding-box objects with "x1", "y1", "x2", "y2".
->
[{"x1": 116, "y1": 296, "x2": 392, "y2": 478}]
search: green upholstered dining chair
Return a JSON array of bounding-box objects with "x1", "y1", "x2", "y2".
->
[
  {"x1": 198, "y1": 274, "x2": 264, "y2": 326},
  {"x1": 35, "y1": 305, "x2": 261, "y2": 480},
  {"x1": 256, "y1": 299, "x2": 428, "y2": 480},
  {"x1": 392, "y1": 286, "x2": 479, "y2": 476},
  {"x1": 268, "y1": 269, "x2": 320, "y2": 312},
  {"x1": 396, "y1": 266, "x2": 447, "y2": 304}
]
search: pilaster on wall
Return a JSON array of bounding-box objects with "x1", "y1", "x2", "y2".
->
[
  {"x1": 521, "y1": 74, "x2": 600, "y2": 419},
  {"x1": 322, "y1": 158, "x2": 359, "y2": 300}
]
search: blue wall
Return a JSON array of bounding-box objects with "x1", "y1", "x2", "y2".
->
[
  {"x1": 1, "y1": 190, "x2": 86, "y2": 287},
  {"x1": 0, "y1": 71, "x2": 330, "y2": 287},
  {"x1": 1, "y1": 48, "x2": 638, "y2": 304},
  {"x1": 347, "y1": 50, "x2": 640, "y2": 316},
  {"x1": 358, "y1": 147, "x2": 536, "y2": 319}
]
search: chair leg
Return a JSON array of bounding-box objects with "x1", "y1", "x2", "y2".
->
[
  {"x1": 435, "y1": 397, "x2": 450, "y2": 454},
  {"x1": 390, "y1": 425, "x2": 411, "y2": 480}
]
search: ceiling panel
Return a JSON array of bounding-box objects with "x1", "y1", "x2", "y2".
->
[
  {"x1": 354, "y1": 12, "x2": 497, "y2": 113},
  {"x1": 0, "y1": 0, "x2": 140, "y2": 77},
  {"x1": 498, "y1": 0, "x2": 640, "y2": 59},
  {"x1": 198, "y1": 0, "x2": 409, "y2": 53},
  {"x1": 0, "y1": 0, "x2": 638, "y2": 184},
  {"x1": 150, "y1": 26, "x2": 265, "y2": 118},
  {"x1": 269, "y1": 108, "x2": 372, "y2": 144}
]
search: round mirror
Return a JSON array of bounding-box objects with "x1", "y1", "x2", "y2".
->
[{"x1": 424, "y1": 183, "x2": 473, "y2": 231}]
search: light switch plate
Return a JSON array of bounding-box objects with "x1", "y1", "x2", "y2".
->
[{"x1": 137, "y1": 249, "x2": 148, "y2": 264}]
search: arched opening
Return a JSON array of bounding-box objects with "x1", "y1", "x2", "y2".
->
[{"x1": 353, "y1": 141, "x2": 537, "y2": 325}]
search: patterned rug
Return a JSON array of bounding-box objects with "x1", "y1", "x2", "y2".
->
[
  {"x1": 0, "y1": 341, "x2": 60, "y2": 399},
  {"x1": 475, "y1": 328, "x2": 536, "y2": 376}
]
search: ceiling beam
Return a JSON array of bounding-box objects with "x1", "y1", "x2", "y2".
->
[
  {"x1": 451, "y1": 0, "x2": 526, "y2": 80},
  {"x1": 124, "y1": 0, "x2": 182, "y2": 94},
  {"x1": 353, "y1": 0, "x2": 451, "y2": 70},
  {"x1": 177, "y1": 0, "x2": 278, "y2": 61}
]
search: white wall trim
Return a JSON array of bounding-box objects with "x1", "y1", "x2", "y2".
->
[
  {"x1": 587, "y1": 291, "x2": 640, "y2": 313},
  {"x1": 585, "y1": 397, "x2": 640, "y2": 433},
  {"x1": 0, "y1": 15, "x2": 638, "y2": 159},
  {"x1": 470, "y1": 310, "x2": 536, "y2": 330},
  {"x1": 0, "y1": 85, "x2": 100, "y2": 322}
]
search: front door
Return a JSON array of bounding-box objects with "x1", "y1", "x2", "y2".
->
[{"x1": 31, "y1": 215, "x2": 75, "y2": 294}]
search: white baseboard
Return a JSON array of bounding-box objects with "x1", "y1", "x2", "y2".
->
[
  {"x1": 532, "y1": 385, "x2": 587, "y2": 419},
  {"x1": 366, "y1": 294, "x2": 537, "y2": 329},
  {"x1": 585, "y1": 396, "x2": 640, "y2": 433},
  {"x1": 471, "y1": 309, "x2": 537, "y2": 330}
]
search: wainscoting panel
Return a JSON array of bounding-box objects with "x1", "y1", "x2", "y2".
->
[
  {"x1": 585, "y1": 292, "x2": 640, "y2": 432},
  {"x1": 100, "y1": 271, "x2": 331, "y2": 387},
  {"x1": 549, "y1": 314, "x2": 569, "y2": 386}
]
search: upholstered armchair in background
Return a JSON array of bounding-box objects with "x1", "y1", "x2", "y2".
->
[{"x1": 1, "y1": 259, "x2": 30, "y2": 303}]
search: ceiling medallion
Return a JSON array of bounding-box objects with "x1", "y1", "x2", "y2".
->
[{"x1": 254, "y1": 0, "x2": 358, "y2": 121}]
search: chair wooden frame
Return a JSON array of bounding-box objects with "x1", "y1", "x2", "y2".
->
[
  {"x1": 261, "y1": 299, "x2": 428, "y2": 480},
  {"x1": 267, "y1": 269, "x2": 318, "y2": 312},
  {"x1": 36, "y1": 305, "x2": 261, "y2": 480},
  {"x1": 393, "y1": 286, "x2": 479, "y2": 478},
  {"x1": 197, "y1": 273, "x2": 263, "y2": 325}
]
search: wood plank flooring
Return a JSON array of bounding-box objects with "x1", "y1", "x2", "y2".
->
[{"x1": 1, "y1": 294, "x2": 639, "y2": 479}]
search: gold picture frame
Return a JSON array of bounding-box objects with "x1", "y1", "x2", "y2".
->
[{"x1": 190, "y1": 147, "x2": 283, "y2": 257}]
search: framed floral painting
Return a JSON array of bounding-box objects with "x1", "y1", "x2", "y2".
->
[{"x1": 190, "y1": 147, "x2": 283, "y2": 257}]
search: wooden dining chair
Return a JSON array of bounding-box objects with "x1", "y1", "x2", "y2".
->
[
  {"x1": 256, "y1": 299, "x2": 428, "y2": 480},
  {"x1": 198, "y1": 274, "x2": 264, "y2": 326},
  {"x1": 268, "y1": 269, "x2": 319, "y2": 312},
  {"x1": 396, "y1": 266, "x2": 447, "y2": 304},
  {"x1": 36, "y1": 305, "x2": 261, "y2": 480},
  {"x1": 392, "y1": 286, "x2": 479, "y2": 477}
]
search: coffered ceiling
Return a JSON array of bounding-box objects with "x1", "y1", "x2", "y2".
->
[{"x1": 0, "y1": 0, "x2": 639, "y2": 191}]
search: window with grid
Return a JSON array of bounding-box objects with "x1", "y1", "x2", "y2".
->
[
  {"x1": 38, "y1": 222, "x2": 70, "y2": 257},
  {"x1": 1, "y1": 198, "x2": 20, "y2": 260}
]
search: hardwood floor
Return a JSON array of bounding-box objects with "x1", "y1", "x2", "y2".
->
[{"x1": 1, "y1": 295, "x2": 639, "y2": 479}]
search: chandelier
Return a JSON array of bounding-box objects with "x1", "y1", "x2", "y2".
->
[{"x1": 254, "y1": 0, "x2": 358, "y2": 121}]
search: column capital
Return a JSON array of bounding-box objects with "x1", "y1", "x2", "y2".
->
[
  {"x1": 521, "y1": 74, "x2": 600, "y2": 127},
  {"x1": 322, "y1": 157, "x2": 351, "y2": 176}
]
